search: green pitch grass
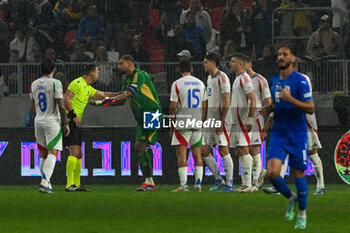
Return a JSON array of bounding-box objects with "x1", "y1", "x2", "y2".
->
[{"x1": 0, "y1": 185, "x2": 349, "y2": 233}]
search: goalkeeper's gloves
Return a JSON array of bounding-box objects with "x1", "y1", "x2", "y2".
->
[{"x1": 89, "y1": 97, "x2": 116, "y2": 107}]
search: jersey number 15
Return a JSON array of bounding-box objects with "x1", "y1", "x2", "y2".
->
[{"x1": 188, "y1": 88, "x2": 200, "y2": 108}]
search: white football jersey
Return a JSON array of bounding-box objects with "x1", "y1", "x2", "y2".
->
[
  {"x1": 206, "y1": 70, "x2": 231, "y2": 122},
  {"x1": 30, "y1": 77, "x2": 64, "y2": 121},
  {"x1": 170, "y1": 75, "x2": 207, "y2": 129},
  {"x1": 300, "y1": 73, "x2": 317, "y2": 130},
  {"x1": 230, "y1": 71, "x2": 254, "y2": 125},
  {"x1": 251, "y1": 73, "x2": 271, "y2": 110}
]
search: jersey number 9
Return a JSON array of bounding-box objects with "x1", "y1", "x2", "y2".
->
[{"x1": 38, "y1": 92, "x2": 47, "y2": 112}]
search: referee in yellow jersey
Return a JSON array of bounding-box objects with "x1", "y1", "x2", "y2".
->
[{"x1": 64, "y1": 64, "x2": 119, "y2": 191}]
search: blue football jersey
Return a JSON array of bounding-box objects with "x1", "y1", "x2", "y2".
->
[{"x1": 269, "y1": 71, "x2": 313, "y2": 144}]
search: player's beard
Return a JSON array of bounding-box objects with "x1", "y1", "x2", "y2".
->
[{"x1": 278, "y1": 60, "x2": 292, "y2": 70}]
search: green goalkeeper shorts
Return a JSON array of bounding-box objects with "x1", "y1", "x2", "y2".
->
[{"x1": 135, "y1": 123, "x2": 159, "y2": 145}]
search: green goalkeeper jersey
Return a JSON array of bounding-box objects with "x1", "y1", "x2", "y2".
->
[{"x1": 122, "y1": 69, "x2": 162, "y2": 123}]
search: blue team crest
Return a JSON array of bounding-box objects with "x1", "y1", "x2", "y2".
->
[{"x1": 143, "y1": 110, "x2": 161, "y2": 129}]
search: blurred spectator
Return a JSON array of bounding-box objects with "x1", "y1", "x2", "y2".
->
[
  {"x1": 278, "y1": 0, "x2": 295, "y2": 37},
  {"x1": 3, "y1": 49, "x2": 20, "y2": 93},
  {"x1": 306, "y1": 15, "x2": 343, "y2": 58},
  {"x1": 94, "y1": 46, "x2": 111, "y2": 86},
  {"x1": 305, "y1": 43, "x2": 334, "y2": 92},
  {"x1": 27, "y1": 0, "x2": 55, "y2": 29},
  {"x1": 0, "y1": 36, "x2": 9, "y2": 63},
  {"x1": 71, "y1": 43, "x2": 93, "y2": 62},
  {"x1": 331, "y1": 0, "x2": 348, "y2": 33},
  {"x1": 255, "y1": 44, "x2": 277, "y2": 81},
  {"x1": 292, "y1": 0, "x2": 311, "y2": 38},
  {"x1": 97, "y1": 0, "x2": 132, "y2": 54},
  {"x1": 108, "y1": 68, "x2": 122, "y2": 92},
  {"x1": 2, "y1": 0, "x2": 27, "y2": 31},
  {"x1": 129, "y1": 34, "x2": 150, "y2": 72},
  {"x1": 45, "y1": 48, "x2": 63, "y2": 62},
  {"x1": 76, "y1": 4, "x2": 103, "y2": 51},
  {"x1": 177, "y1": 49, "x2": 192, "y2": 60},
  {"x1": 65, "y1": 39, "x2": 79, "y2": 61},
  {"x1": 183, "y1": 10, "x2": 206, "y2": 61},
  {"x1": 54, "y1": 0, "x2": 86, "y2": 30},
  {"x1": 252, "y1": 0, "x2": 272, "y2": 58},
  {"x1": 10, "y1": 26, "x2": 39, "y2": 62},
  {"x1": 220, "y1": 0, "x2": 252, "y2": 56},
  {"x1": 0, "y1": 18, "x2": 9, "y2": 46},
  {"x1": 343, "y1": 0, "x2": 350, "y2": 58},
  {"x1": 155, "y1": 19, "x2": 196, "y2": 62},
  {"x1": 132, "y1": 0, "x2": 151, "y2": 33},
  {"x1": 180, "y1": 0, "x2": 212, "y2": 44},
  {"x1": 159, "y1": 0, "x2": 183, "y2": 33}
]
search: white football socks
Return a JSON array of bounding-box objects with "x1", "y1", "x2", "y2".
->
[
  {"x1": 39, "y1": 158, "x2": 46, "y2": 177},
  {"x1": 252, "y1": 153, "x2": 262, "y2": 184},
  {"x1": 178, "y1": 167, "x2": 188, "y2": 187},
  {"x1": 194, "y1": 166, "x2": 203, "y2": 186},
  {"x1": 222, "y1": 154, "x2": 234, "y2": 187},
  {"x1": 42, "y1": 154, "x2": 56, "y2": 182},
  {"x1": 280, "y1": 158, "x2": 289, "y2": 178},
  {"x1": 202, "y1": 153, "x2": 221, "y2": 180},
  {"x1": 240, "y1": 155, "x2": 252, "y2": 187},
  {"x1": 145, "y1": 178, "x2": 154, "y2": 185},
  {"x1": 309, "y1": 153, "x2": 324, "y2": 188}
]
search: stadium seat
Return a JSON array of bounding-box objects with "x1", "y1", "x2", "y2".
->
[
  {"x1": 210, "y1": 7, "x2": 225, "y2": 31},
  {"x1": 149, "y1": 9, "x2": 160, "y2": 28},
  {"x1": 107, "y1": 51, "x2": 120, "y2": 62},
  {"x1": 64, "y1": 30, "x2": 77, "y2": 45}
]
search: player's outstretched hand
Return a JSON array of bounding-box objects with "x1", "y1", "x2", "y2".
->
[
  {"x1": 89, "y1": 99, "x2": 103, "y2": 106},
  {"x1": 74, "y1": 116, "x2": 82, "y2": 127},
  {"x1": 279, "y1": 86, "x2": 292, "y2": 102},
  {"x1": 63, "y1": 124, "x2": 70, "y2": 137},
  {"x1": 100, "y1": 97, "x2": 116, "y2": 106}
]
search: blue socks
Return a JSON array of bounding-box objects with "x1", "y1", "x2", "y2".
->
[
  {"x1": 271, "y1": 176, "x2": 292, "y2": 199},
  {"x1": 294, "y1": 177, "x2": 308, "y2": 211}
]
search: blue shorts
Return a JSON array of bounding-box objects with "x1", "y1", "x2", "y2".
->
[{"x1": 267, "y1": 139, "x2": 309, "y2": 171}]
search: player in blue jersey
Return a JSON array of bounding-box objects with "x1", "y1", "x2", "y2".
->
[{"x1": 267, "y1": 44, "x2": 314, "y2": 230}]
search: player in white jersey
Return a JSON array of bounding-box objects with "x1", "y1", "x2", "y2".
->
[
  {"x1": 169, "y1": 58, "x2": 207, "y2": 192},
  {"x1": 262, "y1": 66, "x2": 325, "y2": 195},
  {"x1": 245, "y1": 58, "x2": 272, "y2": 191},
  {"x1": 229, "y1": 53, "x2": 256, "y2": 192},
  {"x1": 201, "y1": 53, "x2": 235, "y2": 192},
  {"x1": 30, "y1": 60, "x2": 70, "y2": 193}
]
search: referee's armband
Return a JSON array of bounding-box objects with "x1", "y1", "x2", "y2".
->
[{"x1": 127, "y1": 84, "x2": 137, "y2": 94}]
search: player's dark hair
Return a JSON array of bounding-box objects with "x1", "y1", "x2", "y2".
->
[
  {"x1": 41, "y1": 59, "x2": 55, "y2": 76},
  {"x1": 120, "y1": 55, "x2": 135, "y2": 63},
  {"x1": 233, "y1": 52, "x2": 250, "y2": 62},
  {"x1": 279, "y1": 43, "x2": 297, "y2": 56},
  {"x1": 179, "y1": 58, "x2": 192, "y2": 73},
  {"x1": 84, "y1": 64, "x2": 98, "y2": 75},
  {"x1": 205, "y1": 53, "x2": 220, "y2": 67}
]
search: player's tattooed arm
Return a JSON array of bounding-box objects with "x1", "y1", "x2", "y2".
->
[{"x1": 57, "y1": 98, "x2": 70, "y2": 137}]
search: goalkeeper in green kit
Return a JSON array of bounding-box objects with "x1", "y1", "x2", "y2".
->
[{"x1": 90, "y1": 55, "x2": 162, "y2": 191}]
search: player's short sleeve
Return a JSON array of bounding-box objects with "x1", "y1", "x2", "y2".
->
[
  {"x1": 219, "y1": 72, "x2": 230, "y2": 94},
  {"x1": 68, "y1": 80, "x2": 80, "y2": 95},
  {"x1": 241, "y1": 75, "x2": 254, "y2": 94},
  {"x1": 259, "y1": 77, "x2": 271, "y2": 100},
  {"x1": 54, "y1": 79, "x2": 64, "y2": 99},
  {"x1": 170, "y1": 81, "x2": 178, "y2": 102},
  {"x1": 128, "y1": 71, "x2": 146, "y2": 94},
  {"x1": 88, "y1": 85, "x2": 97, "y2": 97},
  {"x1": 299, "y1": 76, "x2": 312, "y2": 102}
]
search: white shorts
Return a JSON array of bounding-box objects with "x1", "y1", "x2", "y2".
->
[
  {"x1": 203, "y1": 123, "x2": 231, "y2": 146},
  {"x1": 250, "y1": 114, "x2": 264, "y2": 146},
  {"x1": 307, "y1": 127, "x2": 322, "y2": 150},
  {"x1": 171, "y1": 129, "x2": 203, "y2": 147},
  {"x1": 230, "y1": 123, "x2": 251, "y2": 147},
  {"x1": 35, "y1": 119, "x2": 62, "y2": 151}
]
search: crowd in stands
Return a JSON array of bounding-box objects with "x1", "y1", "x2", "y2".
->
[{"x1": 1, "y1": 0, "x2": 350, "y2": 95}]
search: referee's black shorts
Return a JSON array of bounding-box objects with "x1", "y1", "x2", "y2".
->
[{"x1": 63, "y1": 119, "x2": 82, "y2": 146}]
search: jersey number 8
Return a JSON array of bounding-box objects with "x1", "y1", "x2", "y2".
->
[
  {"x1": 38, "y1": 92, "x2": 47, "y2": 112},
  {"x1": 188, "y1": 88, "x2": 200, "y2": 108}
]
